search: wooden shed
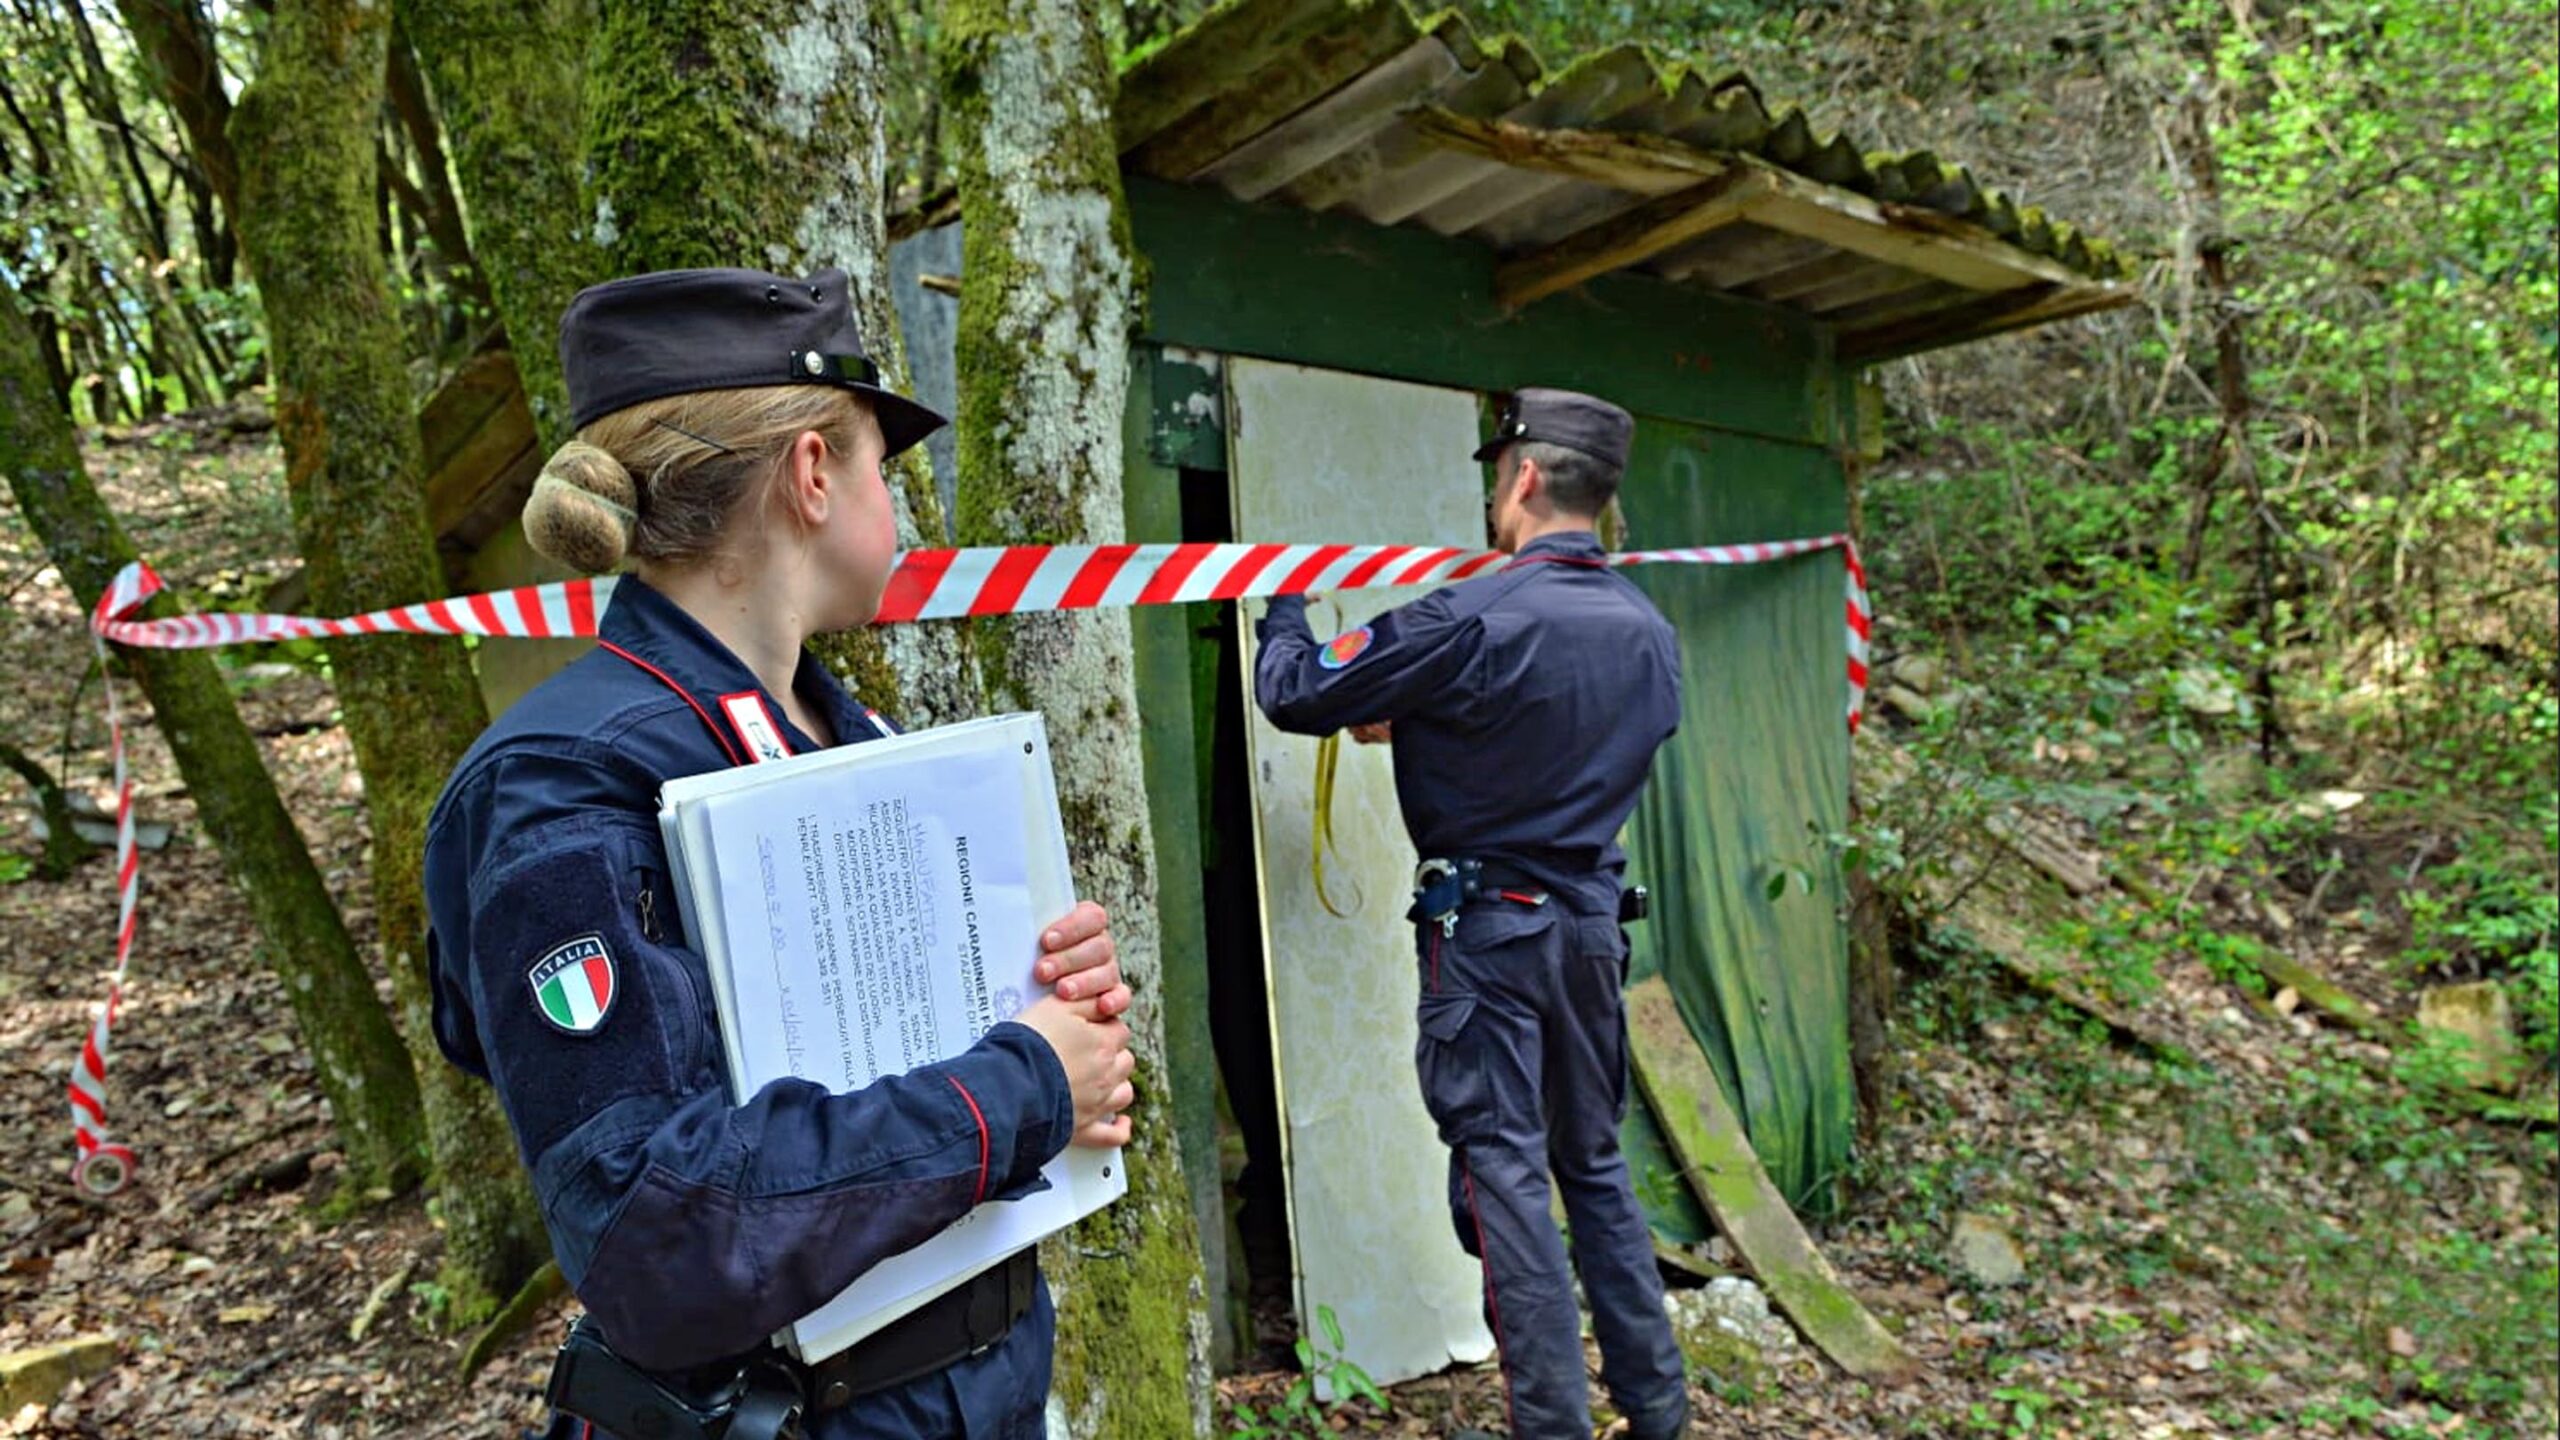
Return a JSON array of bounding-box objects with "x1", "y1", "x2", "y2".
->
[{"x1": 427, "y1": 0, "x2": 2131, "y2": 1382}]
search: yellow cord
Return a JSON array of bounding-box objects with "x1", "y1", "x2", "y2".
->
[
  {"x1": 1312, "y1": 730, "x2": 1358, "y2": 918},
  {"x1": 1307, "y1": 595, "x2": 1365, "y2": 918}
]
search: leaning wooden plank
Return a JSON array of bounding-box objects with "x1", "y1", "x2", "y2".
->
[
  {"x1": 2254, "y1": 950, "x2": 2386, "y2": 1035},
  {"x1": 2438, "y1": 1081, "x2": 2559, "y2": 1128},
  {"x1": 2110, "y1": 867, "x2": 2385, "y2": 1036},
  {"x1": 1919, "y1": 867, "x2": 2195, "y2": 1063},
  {"x1": 458, "y1": 1259, "x2": 566, "y2": 1382},
  {"x1": 1985, "y1": 811, "x2": 2106, "y2": 896},
  {"x1": 1626, "y1": 978, "x2": 1918, "y2": 1383},
  {"x1": 1653, "y1": 1235, "x2": 1722, "y2": 1283}
]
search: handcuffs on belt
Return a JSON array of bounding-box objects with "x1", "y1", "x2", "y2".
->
[{"x1": 1412, "y1": 858, "x2": 1648, "y2": 937}]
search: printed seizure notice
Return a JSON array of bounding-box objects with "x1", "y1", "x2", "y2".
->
[{"x1": 658, "y1": 712, "x2": 1124, "y2": 1362}]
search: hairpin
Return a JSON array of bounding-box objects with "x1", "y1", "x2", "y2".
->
[{"x1": 652, "y1": 417, "x2": 738, "y2": 455}]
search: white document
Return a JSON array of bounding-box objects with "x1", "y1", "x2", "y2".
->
[{"x1": 657, "y1": 712, "x2": 1125, "y2": 1363}]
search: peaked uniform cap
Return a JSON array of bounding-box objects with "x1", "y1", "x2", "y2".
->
[
  {"x1": 1474, "y1": 387, "x2": 1635, "y2": 471},
  {"x1": 558, "y1": 266, "x2": 946, "y2": 459}
]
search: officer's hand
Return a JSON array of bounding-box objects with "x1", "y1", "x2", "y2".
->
[
  {"x1": 1349, "y1": 721, "x2": 1392, "y2": 745},
  {"x1": 1015, "y1": 994, "x2": 1137, "y2": 1148},
  {"x1": 1034, "y1": 902, "x2": 1131, "y2": 1020}
]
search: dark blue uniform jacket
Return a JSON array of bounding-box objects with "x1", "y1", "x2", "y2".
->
[
  {"x1": 1254, "y1": 531, "x2": 1681, "y2": 916},
  {"x1": 424, "y1": 578, "x2": 1073, "y2": 1379}
]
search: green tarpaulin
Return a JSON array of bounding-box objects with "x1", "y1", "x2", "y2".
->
[{"x1": 1617, "y1": 415, "x2": 1855, "y2": 1217}]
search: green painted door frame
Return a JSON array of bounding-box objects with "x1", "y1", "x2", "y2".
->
[{"x1": 1122, "y1": 179, "x2": 1862, "y2": 1229}]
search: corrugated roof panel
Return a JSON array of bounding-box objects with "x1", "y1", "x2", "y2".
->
[
  {"x1": 1508, "y1": 45, "x2": 1669, "y2": 127},
  {"x1": 1358, "y1": 149, "x2": 1507, "y2": 226},
  {"x1": 1825, "y1": 278, "x2": 1975, "y2": 329},
  {"x1": 1106, "y1": 0, "x2": 2136, "y2": 354},
  {"x1": 1274, "y1": 39, "x2": 1538, "y2": 214},
  {"x1": 1412, "y1": 49, "x2": 1664, "y2": 234},
  {"x1": 1419, "y1": 167, "x2": 1578, "y2": 237},
  {"x1": 1658, "y1": 223, "x2": 1832, "y2": 288},
  {"x1": 1115, "y1": 0, "x2": 1354, "y2": 152},
  {"x1": 1793, "y1": 262, "x2": 1943, "y2": 317},
  {"x1": 1197, "y1": 34, "x2": 1464, "y2": 201},
  {"x1": 1126, "y1": 3, "x2": 1419, "y2": 182},
  {"x1": 1743, "y1": 250, "x2": 1884, "y2": 306},
  {"x1": 1671, "y1": 84, "x2": 1777, "y2": 154},
  {"x1": 1472, "y1": 177, "x2": 1659, "y2": 252}
]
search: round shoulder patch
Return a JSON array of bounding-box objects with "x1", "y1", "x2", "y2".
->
[{"x1": 1318, "y1": 625, "x2": 1375, "y2": 670}]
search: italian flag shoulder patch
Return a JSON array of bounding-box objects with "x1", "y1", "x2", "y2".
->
[{"x1": 528, "y1": 934, "x2": 617, "y2": 1035}]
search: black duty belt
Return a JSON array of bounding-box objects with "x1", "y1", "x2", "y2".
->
[
  {"x1": 545, "y1": 1249, "x2": 1039, "y2": 1439},
  {"x1": 805, "y1": 1247, "x2": 1039, "y2": 1409},
  {"x1": 1412, "y1": 857, "x2": 1648, "y2": 935}
]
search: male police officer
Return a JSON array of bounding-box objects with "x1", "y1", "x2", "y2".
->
[{"x1": 1253, "y1": 389, "x2": 1689, "y2": 1440}]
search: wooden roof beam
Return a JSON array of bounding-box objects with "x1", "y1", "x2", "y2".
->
[
  {"x1": 1415, "y1": 108, "x2": 2119, "y2": 308},
  {"x1": 1840, "y1": 281, "x2": 2134, "y2": 362},
  {"x1": 1492, "y1": 165, "x2": 1779, "y2": 309},
  {"x1": 1739, "y1": 162, "x2": 2087, "y2": 293},
  {"x1": 1408, "y1": 105, "x2": 1728, "y2": 196}
]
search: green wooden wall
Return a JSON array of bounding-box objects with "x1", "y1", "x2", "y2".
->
[
  {"x1": 1130, "y1": 178, "x2": 1836, "y2": 450},
  {"x1": 1124, "y1": 178, "x2": 1857, "y2": 1232}
]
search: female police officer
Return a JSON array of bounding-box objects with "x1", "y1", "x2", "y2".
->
[{"x1": 422, "y1": 267, "x2": 1137, "y2": 1439}]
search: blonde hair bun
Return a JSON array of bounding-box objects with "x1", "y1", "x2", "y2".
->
[{"x1": 525, "y1": 440, "x2": 639, "y2": 574}]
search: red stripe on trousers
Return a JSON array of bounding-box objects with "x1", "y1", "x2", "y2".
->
[{"x1": 1461, "y1": 1162, "x2": 1519, "y2": 1436}]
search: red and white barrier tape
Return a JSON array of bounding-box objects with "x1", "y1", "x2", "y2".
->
[
  {"x1": 71, "y1": 535, "x2": 1868, "y2": 1193},
  {"x1": 67, "y1": 568, "x2": 151, "y2": 1195}
]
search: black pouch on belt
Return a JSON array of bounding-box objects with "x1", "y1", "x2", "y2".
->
[{"x1": 545, "y1": 1317, "x2": 804, "y2": 1440}]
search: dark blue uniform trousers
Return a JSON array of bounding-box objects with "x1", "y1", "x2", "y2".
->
[{"x1": 1415, "y1": 903, "x2": 1688, "y2": 1440}]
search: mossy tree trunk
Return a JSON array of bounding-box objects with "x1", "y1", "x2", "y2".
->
[
  {"x1": 582, "y1": 0, "x2": 976, "y2": 724},
  {"x1": 396, "y1": 0, "x2": 601, "y2": 451},
  {"x1": 229, "y1": 0, "x2": 544, "y2": 1317},
  {"x1": 942, "y1": 1, "x2": 1212, "y2": 1432},
  {"x1": 0, "y1": 285, "x2": 423, "y2": 1190}
]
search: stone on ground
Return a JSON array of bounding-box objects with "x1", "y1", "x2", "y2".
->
[
  {"x1": 2418, "y1": 981, "x2": 2519, "y2": 1090},
  {"x1": 0, "y1": 1336, "x2": 117, "y2": 1413},
  {"x1": 1892, "y1": 654, "x2": 1948, "y2": 694},
  {"x1": 1950, "y1": 1212, "x2": 2029, "y2": 1288},
  {"x1": 1667, "y1": 1276, "x2": 1800, "y2": 1396}
]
